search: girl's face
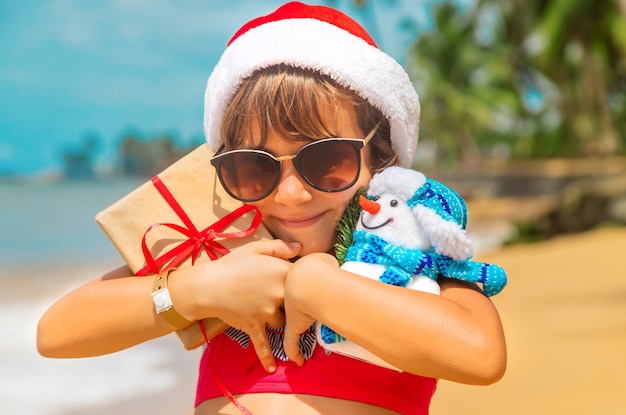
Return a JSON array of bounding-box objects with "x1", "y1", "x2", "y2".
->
[{"x1": 246, "y1": 102, "x2": 373, "y2": 255}]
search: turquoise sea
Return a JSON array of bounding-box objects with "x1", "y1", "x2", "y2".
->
[{"x1": 0, "y1": 179, "x2": 143, "y2": 268}]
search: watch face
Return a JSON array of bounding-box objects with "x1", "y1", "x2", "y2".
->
[{"x1": 152, "y1": 289, "x2": 173, "y2": 313}]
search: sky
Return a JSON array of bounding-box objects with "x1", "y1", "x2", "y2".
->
[{"x1": 0, "y1": 0, "x2": 466, "y2": 176}]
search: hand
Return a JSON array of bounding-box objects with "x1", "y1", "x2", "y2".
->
[
  {"x1": 283, "y1": 253, "x2": 338, "y2": 366},
  {"x1": 172, "y1": 239, "x2": 301, "y2": 372}
]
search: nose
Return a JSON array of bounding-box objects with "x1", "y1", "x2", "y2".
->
[
  {"x1": 273, "y1": 160, "x2": 313, "y2": 205},
  {"x1": 359, "y1": 195, "x2": 380, "y2": 214}
]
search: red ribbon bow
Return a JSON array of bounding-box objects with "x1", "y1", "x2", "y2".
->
[{"x1": 136, "y1": 176, "x2": 262, "y2": 276}]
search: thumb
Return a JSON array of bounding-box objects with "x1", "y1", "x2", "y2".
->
[{"x1": 254, "y1": 239, "x2": 301, "y2": 260}]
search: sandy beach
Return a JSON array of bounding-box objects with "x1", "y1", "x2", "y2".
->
[{"x1": 431, "y1": 226, "x2": 626, "y2": 415}]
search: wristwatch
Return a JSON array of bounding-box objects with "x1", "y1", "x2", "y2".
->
[{"x1": 152, "y1": 268, "x2": 195, "y2": 330}]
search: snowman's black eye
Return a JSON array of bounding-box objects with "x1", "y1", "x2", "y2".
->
[
  {"x1": 390, "y1": 199, "x2": 398, "y2": 207},
  {"x1": 373, "y1": 195, "x2": 380, "y2": 201}
]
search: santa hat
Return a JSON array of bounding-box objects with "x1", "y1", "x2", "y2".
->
[{"x1": 203, "y1": 1, "x2": 420, "y2": 168}]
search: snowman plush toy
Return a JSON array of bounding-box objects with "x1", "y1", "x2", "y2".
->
[{"x1": 317, "y1": 166, "x2": 508, "y2": 370}]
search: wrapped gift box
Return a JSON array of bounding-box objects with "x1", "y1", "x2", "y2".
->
[{"x1": 96, "y1": 144, "x2": 272, "y2": 349}]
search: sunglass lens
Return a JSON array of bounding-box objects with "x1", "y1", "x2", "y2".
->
[
  {"x1": 298, "y1": 140, "x2": 360, "y2": 191},
  {"x1": 216, "y1": 152, "x2": 278, "y2": 201}
]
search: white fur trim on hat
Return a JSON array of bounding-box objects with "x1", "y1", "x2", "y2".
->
[{"x1": 203, "y1": 2, "x2": 420, "y2": 168}]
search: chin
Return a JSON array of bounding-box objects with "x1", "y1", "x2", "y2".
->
[
  {"x1": 296, "y1": 236, "x2": 335, "y2": 256},
  {"x1": 266, "y1": 222, "x2": 336, "y2": 256}
]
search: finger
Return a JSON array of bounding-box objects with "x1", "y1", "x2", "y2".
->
[
  {"x1": 283, "y1": 321, "x2": 305, "y2": 366},
  {"x1": 248, "y1": 328, "x2": 277, "y2": 373}
]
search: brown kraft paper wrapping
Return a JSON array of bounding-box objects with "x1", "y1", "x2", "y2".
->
[{"x1": 95, "y1": 144, "x2": 273, "y2": 350}]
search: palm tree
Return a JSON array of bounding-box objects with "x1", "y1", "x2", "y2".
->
[
  {"x1": 408, "y1": 0, "x2": 626, "y2": 160},
  {"x1": 533, "y1": 0, "x2": 626, "y2": 156},
  {"x1": 406, "y1": 2, "x2": 524, "y2": 165}
]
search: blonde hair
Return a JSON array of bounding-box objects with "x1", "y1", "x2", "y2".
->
[{"x1": 220, "y1": 65, "x2": 397, "y2": 172}]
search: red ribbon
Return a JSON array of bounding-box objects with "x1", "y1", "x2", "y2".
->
[
  {"x1": 137, "y1": 175, "x2": 262, "y2": 413},
  {"x1": 135, "y1": 175, "x2": 262, "y2": 276}
]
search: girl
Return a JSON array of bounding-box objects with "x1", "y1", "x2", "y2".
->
[{"x1": 37, "y1": 3, "x2": 506, "y2": 414}]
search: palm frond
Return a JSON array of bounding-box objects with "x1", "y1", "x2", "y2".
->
[{"x1": 334, "y1": 187, "x2": 367, "y2": 265}]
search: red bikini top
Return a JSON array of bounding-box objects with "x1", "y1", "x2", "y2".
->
[{"x1": 196, "y1": 333, "x2": 437, "y2": 415}]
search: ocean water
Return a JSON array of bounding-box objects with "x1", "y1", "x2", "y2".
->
[
  {"x1": 0, "y1": 180, "x2": 200, "y2": 415},
  {"x1": 0, "y1": 180, "x2": 144, "y2": 268}
]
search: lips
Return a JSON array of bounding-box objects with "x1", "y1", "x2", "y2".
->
[{"x1": 277, "y1": 212, "x2": 325, "y2": 228}]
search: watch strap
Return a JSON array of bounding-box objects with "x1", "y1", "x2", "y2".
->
[{"x1": 152, "y1": 268, "x2": 194, "y2": 330}]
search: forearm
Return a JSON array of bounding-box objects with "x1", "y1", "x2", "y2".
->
[
  {"x1": 37, "y1": 239, "x2": 300, "y2": 372},
  {"x1": 37, "y1": 266, "x2": 173, "y2": 358},
  {"x1": 286, "y1": 255, "x2": 506, "y2": 384},
  {"x1": 329, "y1": 277, "x2": 505, "y2": 384}
]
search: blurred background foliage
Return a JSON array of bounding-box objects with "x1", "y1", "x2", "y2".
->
[
  {"x1": 61, "y1": 0, "x2": 626, "y2": 178},
  {"x1": 405, "y1": 0, "x2": 626, "y2": 166}
]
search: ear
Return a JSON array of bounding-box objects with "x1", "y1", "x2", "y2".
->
[{"x1": 413, "y1": 205, "x2": 473, "y2": 260}]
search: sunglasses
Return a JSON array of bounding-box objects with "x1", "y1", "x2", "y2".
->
[{"x1": 211, "y1": 125, "x2": 378, "y2": 202}]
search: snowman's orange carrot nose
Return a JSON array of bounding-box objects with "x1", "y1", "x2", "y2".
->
[{"x1": 359, "y1": 195, "x2": 380, "y2": 214}]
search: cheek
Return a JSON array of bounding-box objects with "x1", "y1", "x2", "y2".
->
[{"x1": 246, "y1": 200, "x2": 269, "y2": 224}]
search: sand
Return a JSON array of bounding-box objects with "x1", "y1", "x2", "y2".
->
[{"x1": 430, "y1": 226, "x2": 626, "y2": 415}]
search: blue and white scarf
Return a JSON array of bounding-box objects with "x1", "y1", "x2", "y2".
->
[{"x1": 346, "y1": 231, "x2": 507, "y2": 295}]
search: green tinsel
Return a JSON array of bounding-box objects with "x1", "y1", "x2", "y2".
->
[{"x1": 334, "y1": 187, "x2": 368, "y2": 265}]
